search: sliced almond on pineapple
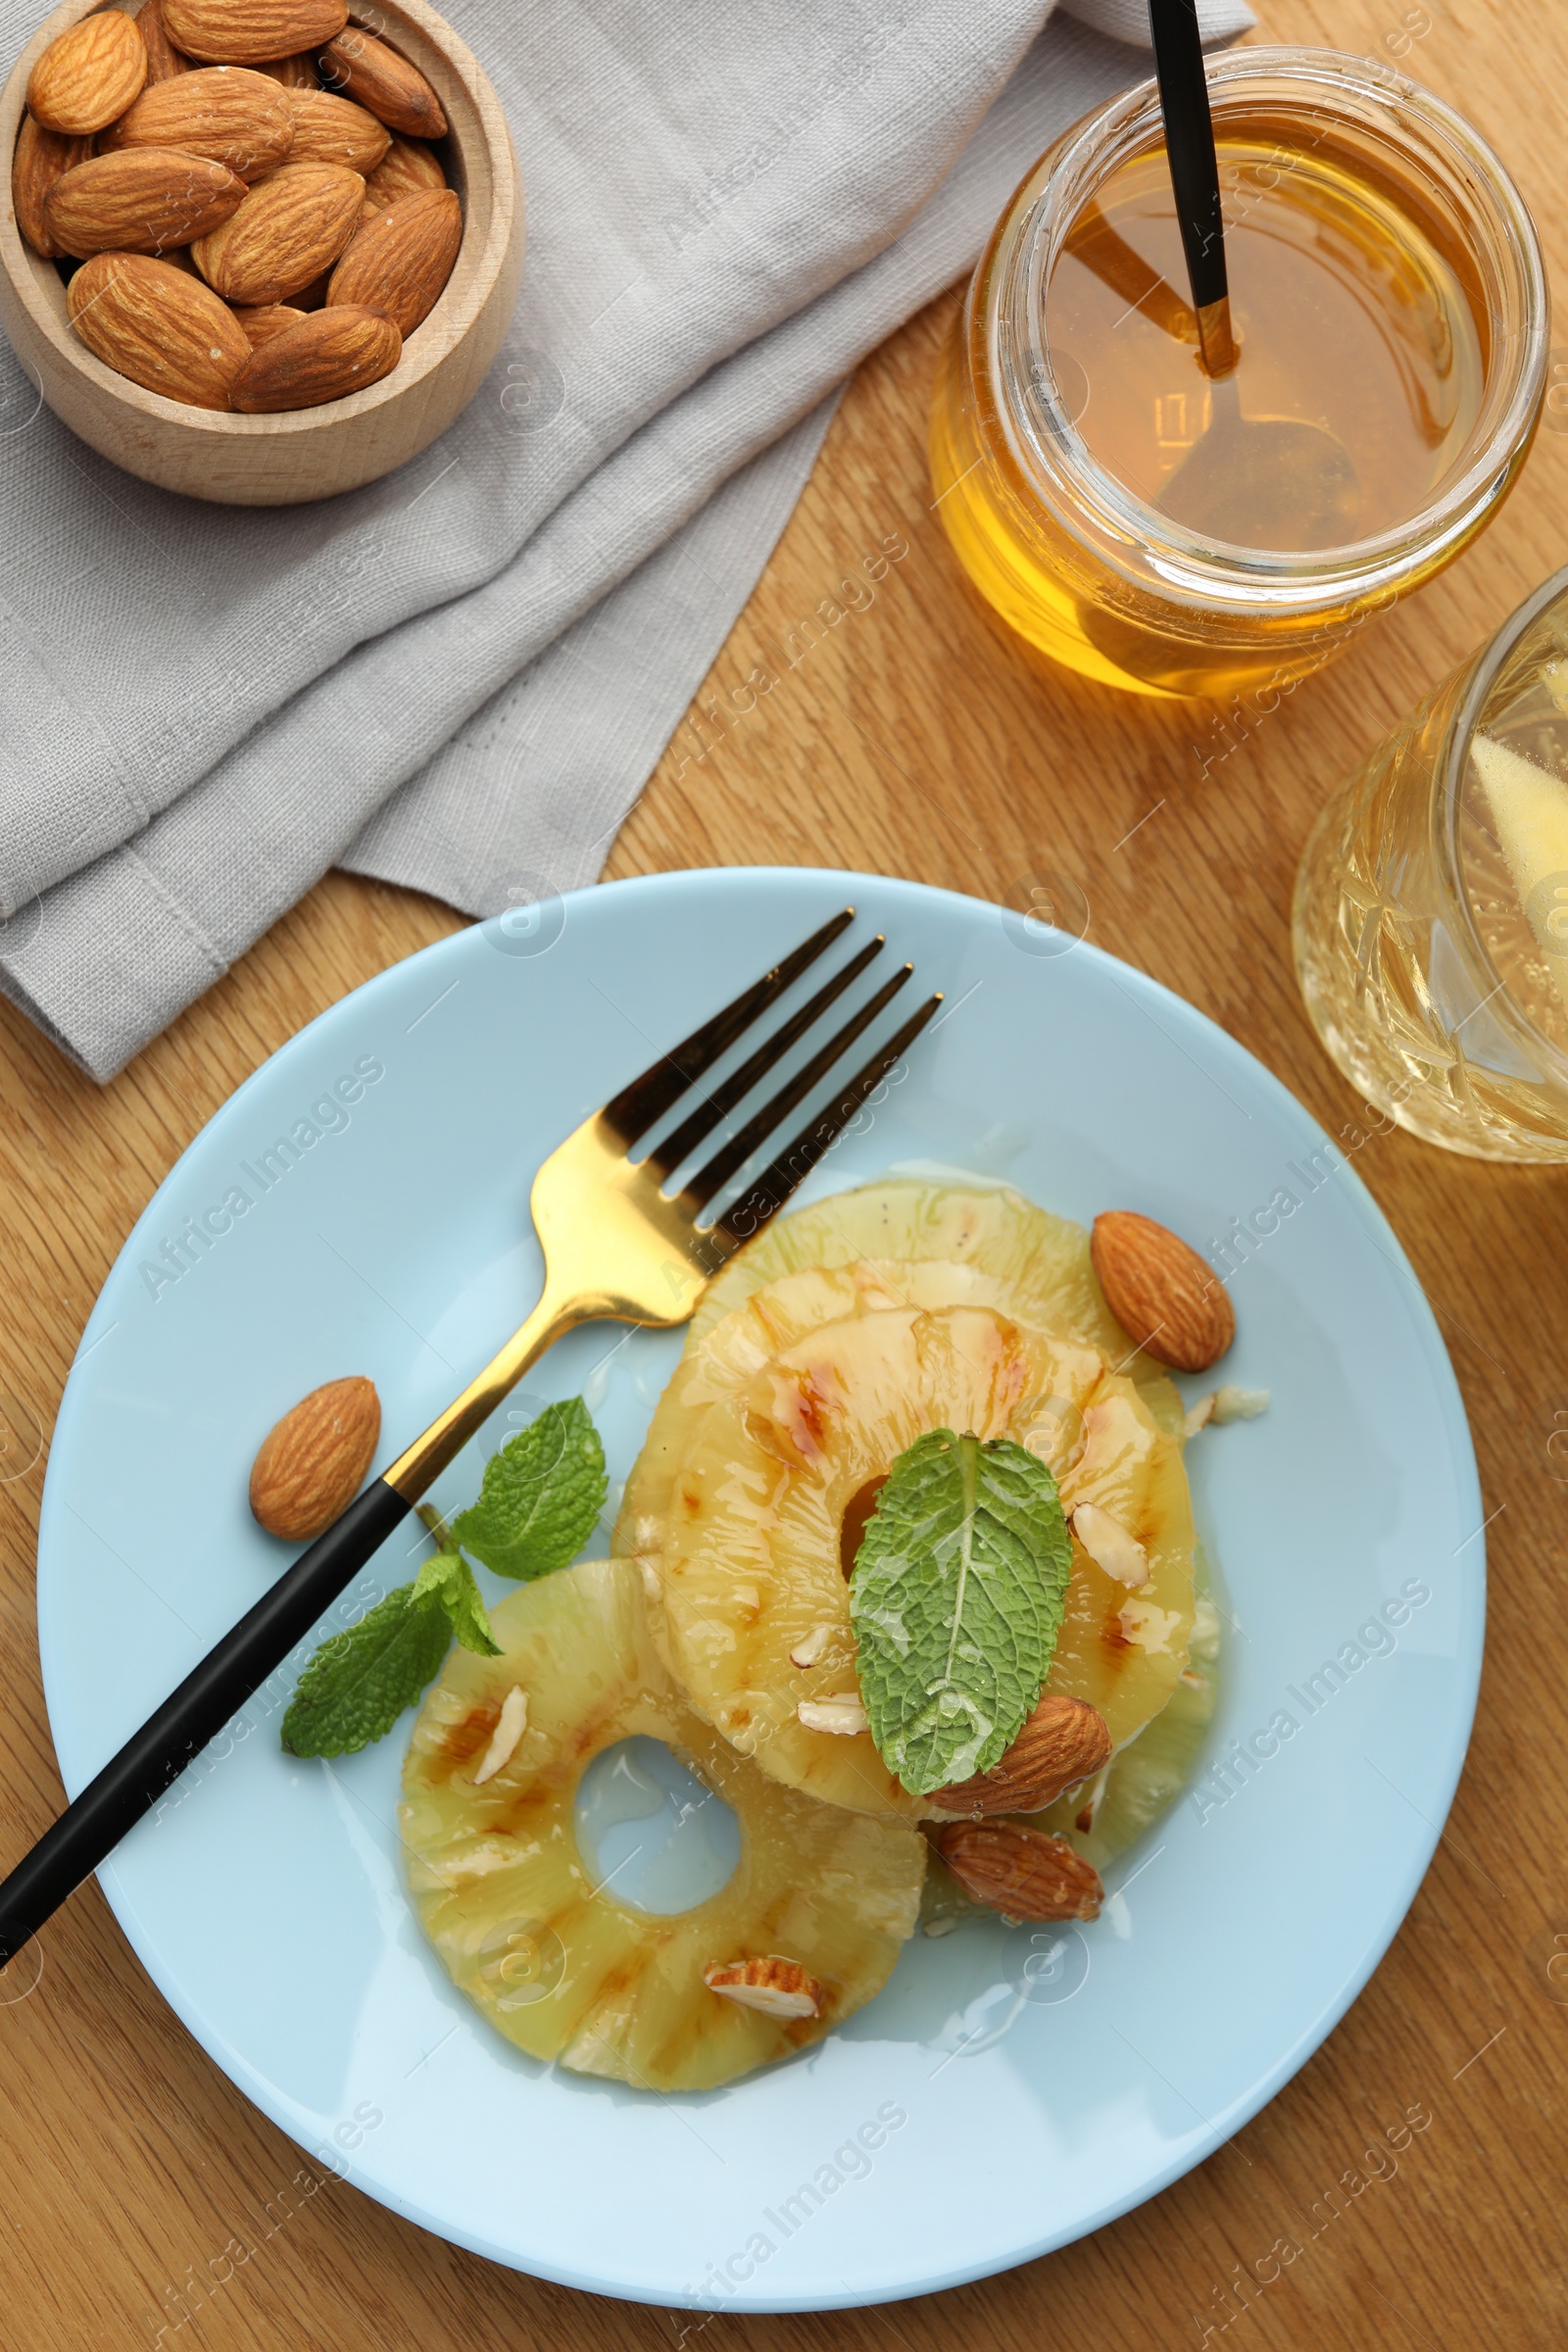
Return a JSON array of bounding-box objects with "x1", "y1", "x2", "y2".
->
[
  {"x1": 471, "y1": 1684, "x2": 527, "y2": 1785},
  {"x1": 1070, "y1": 1502, "x2": 1149, "y2": 1589},
  {"x1": 1117, "y1": 1597, "x2": 1184, "y2": 1653},
  {"x1": 704, "y1": 1955, "x2": 822, "y2": 2019},
  {"x1": 797, "y1": 1694, "x2": 868, "y2": 1735},
  {"x1": 1182, "y1": 1392, "x2": 1217, "y2": 1438}
]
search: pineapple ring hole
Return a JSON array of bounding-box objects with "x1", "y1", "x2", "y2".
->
[{"x1": 573, "y1": 1735, "x2": 741, "y2": 1916}]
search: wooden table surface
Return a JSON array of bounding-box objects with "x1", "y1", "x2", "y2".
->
[{"x1": 3, "y1": 0, "x2": 1565, "y2": 2342}]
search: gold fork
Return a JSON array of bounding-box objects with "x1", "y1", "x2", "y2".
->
[{"x1": 0, "y1": 907, "x2": 940, "y2": 1965}]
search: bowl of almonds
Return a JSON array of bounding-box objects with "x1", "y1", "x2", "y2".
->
[{"x1": 0, "y1": 0, "x2": 522, "y2": 503}]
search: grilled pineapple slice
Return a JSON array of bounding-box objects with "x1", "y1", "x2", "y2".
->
[
  {"x1": 400, "y1": 1557, "x2": 926, "y2": 2092},
  {"x1": 650, "y1": 1301, "x2": 1196, "y2": 1820},
  {"x1": 615, "y1": 1180, "x2": 1186, "y2": 1568},
  {"x1": 690, "y1": 1178, "x2": 1181, "y2": 1429},
  {"x1": 615, "y1": 1256, "x2": 1044, "y2": 1563}
]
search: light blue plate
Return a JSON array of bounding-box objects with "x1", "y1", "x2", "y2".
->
[{"x1": 36, "y1": 868, "x2": 1483, "y2": 2311}]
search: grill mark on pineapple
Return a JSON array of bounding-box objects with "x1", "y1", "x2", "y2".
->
[
  {"x1": 426, "y1": 1701, "x2": 503, "y2": 1783},
  {"x1": 791, "y1": 1365, "x2": 839, "y2": 1456},
  {"x1": 981, "y1": 1317, "x2": 1034, "y2": 1426},
  {"x1": 584, "y1": 1957, "x2": 640, "y2": 2015},
  {"x1": 748, "y1": 1362, "x2": 842, "y2": 1470}
]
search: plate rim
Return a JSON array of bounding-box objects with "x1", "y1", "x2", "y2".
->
[{"x1": 37, "y1": 863, "x2": 1486, "y2": 2310}]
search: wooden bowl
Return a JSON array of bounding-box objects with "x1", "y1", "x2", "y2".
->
[{"x1": 0, "y1": 0, "x2": 523, "y2": 504}]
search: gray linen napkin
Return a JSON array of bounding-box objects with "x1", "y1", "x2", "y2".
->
[{"x1": 0, "y1": 0, "x2": 1250, "y2": 1078}]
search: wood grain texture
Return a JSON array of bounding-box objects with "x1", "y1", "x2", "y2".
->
[
  {"x1": 0, "y1": 0, "x2": 522, "y2": 503},
  {"x1": 2, "y1": 0, "x2": 1566, "y2": 2342}
]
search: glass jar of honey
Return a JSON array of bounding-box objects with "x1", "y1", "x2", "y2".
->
[{"x1": 929, "y1": 48, "x2": 1546, "y2": 701}]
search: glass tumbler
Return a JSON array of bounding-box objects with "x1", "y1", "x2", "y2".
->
[{"x1": 1294, "y1": 566, "x2": 1568, "y2": 1162}]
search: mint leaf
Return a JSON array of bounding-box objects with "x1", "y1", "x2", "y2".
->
[
  {"x1": 280, "y1": 1584, "x2": 451, "y2": 1759},
  {"x1": 452, "y1": 1396, "x2": 607, "y2": 1581},
  {"x1": 414, "y1": 1548, "x2": 502, "y2": 1656},
  {"x1": 849, "y1": 1430, "x2": 1072, "y2": 1794},
  {"x1": 280, "y1": 1399, "x2": 604, "y2": 1758}
]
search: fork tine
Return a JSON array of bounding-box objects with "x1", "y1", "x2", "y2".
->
[
  {"x1": 599, "y1": 908, "x2": 856, "y2": 1147},
  {"x1": 705, "y1": 993, "x2": 945, "y2": 1245},
  {"x1": 644, "y1": 933, "x2": 887, "y2": 1182},
  {"x1": 680, "y1": 963, "x2": 914, "y2": 1208}
]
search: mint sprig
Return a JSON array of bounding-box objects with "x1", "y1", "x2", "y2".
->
[
  {"x1": 279, "y1": 1396, "x2": 604, "y2": 1758},
  {"x1": 280, "y1": 1582, "x2": 456, "y2": 1759},
  {"x1": 414, "y1": 1546, "x2": 503, "y2": 1658},
  {"x1": 849, "y1": 1429, "x2": 1072, "y2": 1794},
  {"x1": 451, "y1": 1396, "x2": 607, "y2": 1581}
]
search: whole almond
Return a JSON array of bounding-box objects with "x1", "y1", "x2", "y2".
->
[
  {"x1": 191, "y1": 157, "x2": 364, "y2": 303},
  {"x1": 282, "y1": 85, "x2": 388, "y2": 172},
  {"x1": 251, "y1": 51, "x2": 318, "y2": 89},
  {"x1": 327, "y1": 185, "x2": 458, "y2": 334},
  {"x1": 936, "y1": 1820, "x2": 1103, "y2": 1922},
  {"x1": 163, "y1": 0, "x2": 346, "y2": 65},
  {"x1": 11, "y1": 114, "x2": 95, "y2": 259},
  {"x1": 361, "y1": 131, "x2": 442, "y2": 218},
  {"x1": 928, "y1": 1694, "x2": 1112, "y2": 1819},
  {"x1": 46, "y1": 146, "x2": 247, "y2": 256},
  {"x1": 318, "y1": 26, "x2": 444, "y2": 136},
  {"x1": 1090, "y1": 1209, "x2": 1235, "y2": 1373},
  {"x1": 229, "y1": 300, "x2": 399, "y2": 409},
  {"x1": 101, "y1": 65, "x2": 295, "y2": 181},
  {"x1": 249, "y1": 1375, "x2": 380, "y2": 1539},
  {"x1": 67, "y1": 250, "x2": 250, "y2": 408},
  {"x1": 27, "y1": 10, "x2": 147, "y2": 133},
  {"x1": 232, "y1": 299, "x2": 306, "y2": 343},
  {"x1": 136, "y1": 0, "x2": 193, "y2": 84}
]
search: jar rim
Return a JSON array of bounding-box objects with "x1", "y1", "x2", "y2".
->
[{"x1": 986, "y1": 45, "x2": 1548, "y2": 612}]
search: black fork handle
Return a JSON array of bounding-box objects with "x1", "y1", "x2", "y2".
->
[{"x1": 0, "y1": 1479, "x2": 412, "y2": 1968}]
